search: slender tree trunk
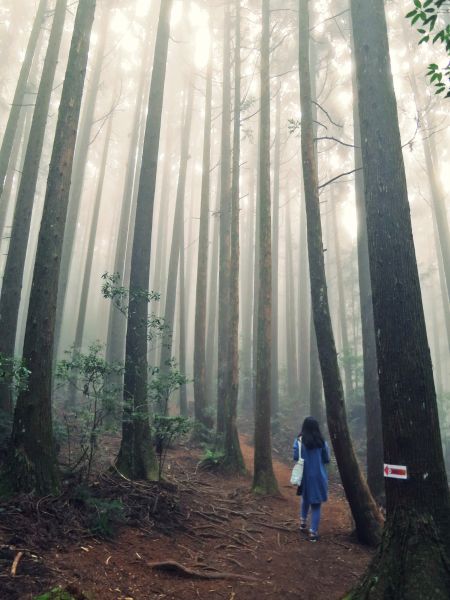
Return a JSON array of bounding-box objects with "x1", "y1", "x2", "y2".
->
[
  {"x1": 240, "y1": 153, "x2": 255, "y2": 413},
  {"x1": 73, "y1": 102, "x2": 114, "y2": 355},
  {"x1": 178, "y1": 196, "x2": 188, "y2": 416},
  {"x1": 309, "y1": 314, "x2": 324, "y2": 427},
  {"x1": 298, "y1": 190, "x2": 310, "y2": 405},
  {"x1": 0, "y1": 0, "x2": 68, "y2": 413},
  {"x1": 271, "y1": 92, "x2": 280, "y2": 424},
  {"x1": 224, "y1": 0, "x2": 244, "y2": 473},
  {"x1": 55, "y1": 6, "x2": 113, "y2": 359},
  {"x1": 0, "y1": 102, "x2": 32, "y2": 300},
  {"x1": 116, "y1": 0, "x2": 173, "y2": 480},
  {"x1": 159, "y1": 79, "x2": 194, "y2": 378},
  {"x1": 350, "y1": 31, "x2": 384, "y2": 502},
  {"x1": 0, "y1": 0, "x2": 48, "y2": 199},
  {"x1": 349, "y1": 0, "x2": 450, "y2": 593},
  {"x1": 4, "y1": 0, "x2": 97, "y2": 496},
  {"x1": 298, "y1": 0, "x2": 381, "y2": 546},
  {"x1": 105, "y1": 18, "x2": 154, "y2": 373},
  {"x1": 251, "y1": 131, "x2": 261, "y2": 411},
  {"x1": 285, "y1": 204, "x2": 298, "y2": 399},
  {"x1": 216, "y1": 3, "x2": 232, "y2": 439},
  {"x1": 331, "y1": 193, "x2": 353, "y2": 401},
  {"x1": 253, "y1": 0, "x2": 278, "y2": 495},
  {"x1": 194, "y1": 44, "x2": 213, "y2": 431},
  {"x1": 205, "y1": 179, "x2": 220, "y2": 408}
]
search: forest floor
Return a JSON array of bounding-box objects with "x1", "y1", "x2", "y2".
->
[{"x1": 0, "y1": 435, "x2": 373, "y2": 600}]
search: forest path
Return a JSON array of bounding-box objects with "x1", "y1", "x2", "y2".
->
[
  {"x1": 1, "y1": 438, "x2": 373, "y2": 600},
  {"x1": 239, "y1": 433, "x2": 349, "y2": 540}
]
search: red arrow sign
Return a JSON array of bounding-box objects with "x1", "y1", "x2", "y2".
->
[{"x1": 384, "y1": 464, "x2": 408, "y2": 480}]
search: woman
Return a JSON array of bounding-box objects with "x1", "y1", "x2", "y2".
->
[{"x1": 293, "y1": 417, "x2": 330, "y2": 542}]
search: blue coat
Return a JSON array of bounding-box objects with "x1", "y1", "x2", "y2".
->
[{"x1": 293, "y1": 438, "x2": 330, "y2": 504}]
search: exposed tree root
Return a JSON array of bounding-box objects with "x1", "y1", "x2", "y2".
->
[{"x1": 147, "y1": 559, "x2": 259, "y2": 581}]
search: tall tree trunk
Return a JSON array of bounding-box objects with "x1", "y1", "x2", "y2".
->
[
  {"x1": 55, "y1": 6, "x2": 113, "y2": 358},
  {"x1": 349, "y1": 0, "x2": 450, "y2": 595},
  {"x1": 251, "y1": 131, "x2": 261, "y2": 411},
  {"x1": 224, "y1": 0, "x2": 244, "y2": 473},
  {"x1": 194, "y1": 44, "x2": 213, "y2": 431},
  {"x1": 205, "y1": 177, "x2": 220, "y2": 408},
  {"x1": 285, "y1": 204, "x2": 298, "y2": 399},
  {"x1": 216, "y1": 3, "x2": 232, "y2": 439},
  {"x1": 0, "y1": 0, "x2": 68, "y2": 413},
  {"x1": 298, "y1": 190, "x2": 310, "y2": 405},
  {"x1": 0, "y1": 102, "x2": 32, "y2": 297},
  {"x1": 298, "y1": 0, "x2": 381, "y2": 546},
  {"x1": 4, "y1": 0, "x2": 97, "y2": 496},
  {"x1": 331, "y1": 193, "x2": 353, "y2": 401},
  {"x1": 433, "y1": 212, "x2": 450, "y2": 355},
  {"x1": 159, "y1": 79, "x2": 194, "y2": 379},
  {"x1": 253, "y1": 0, "x2": 278, "y2": 495},
  {"x1": 271, "y1": 91, "x2": 280, "y2": 424},
  {"x1": 309, "y1": 314, "x2": 324, "y2": 427},
  {"x1": 240, "y1": 152, "x2": 255, "y2": 413},
  {"x1": 350, "y1": 29, "x2": 384, "y2": 502},
  {"x1": 0, "y1": 0, "x2": 48, "y2": 199},
  {"x1": 178, "y1": 193, "x2": 188, "y2": 417},
  {"x1": 105, "y1": 15, "x2": 155, "y2": 372},
  {"x1": 73, "y1": 100, "x2": 114, "y2": 355},
  {"x1": 116, "y1": 0, "x2": 173, "y2": 480}
]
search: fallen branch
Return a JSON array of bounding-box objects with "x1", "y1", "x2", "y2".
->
[
  {"x1": 147, "y1": 560, "x2": 259, "y2": 582},
  {"x1": 11, "y1": 551, "x2": 23, "y2": 577}
]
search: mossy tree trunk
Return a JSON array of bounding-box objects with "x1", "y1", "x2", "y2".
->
[{"x1": 349, "y1": 0, "x2": 450, "y2": 595}]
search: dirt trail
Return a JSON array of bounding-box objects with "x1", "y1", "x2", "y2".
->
[{"x1": 1, "y1": 437, "x2": 373, "y2": 599}]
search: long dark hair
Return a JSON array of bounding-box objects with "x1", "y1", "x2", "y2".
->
[{"x1": 300, "y1": 417, "x2": 325, "y2": 449}]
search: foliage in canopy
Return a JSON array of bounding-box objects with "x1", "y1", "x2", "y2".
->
[{"x1": 407, "y1": 0, "x2": 450, "y2": 96}]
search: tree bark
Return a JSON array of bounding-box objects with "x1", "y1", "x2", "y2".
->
[
  {"x1": 5, "y1": 0, "x2": 97, "y2": 496},
  {"x1": 350, "y1": 31, "x2": 384, "y2": 502},
  {"x1": 252, "y1": 0, "x2": 278, "y2": 495},
  {"x1": 224, "y1": 0, "x2": 245, "y2": 473},
  {"x1": 54, "y1": 5, "x2": 113, "y2": 359},
  {"x1": 116, "y1": 0, "x2": 173, "y2": 480},
  {"x1": 298, "y1": 0, "x2": 381, "y2": 546},
  {"x1": 285, "y1": 203, "x2": 298, "y2": 399},
  {"x1": 349, "y1": 0, "x2": 450, "y2": 594},
  {"x1": 216, "y1": 2, "x2": 232, "y2": 439},
  {"x1": 205, "y1": 175, "x2": 221, "y2": 408},
  {"x1": 271, "y1": 91, "x2": 280, "y2": 423},
  {"x1": 240, "y1": 150, "x2": 256, "y2": 413},
  {"x1": 298, "y1": 189, "x2": 310, "y2": 405},
  {"x1": 193, "y1": 44, "x2": 213, "y2": 431}
]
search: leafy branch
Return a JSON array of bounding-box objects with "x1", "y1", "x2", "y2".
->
[{"x1": 406, "y1": 0, "x2": 450, "y2": 97}]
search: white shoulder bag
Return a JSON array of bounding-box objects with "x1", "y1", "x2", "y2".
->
[{"x1": 290, "y1": 437, "x2": 304, "y2": 486}]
